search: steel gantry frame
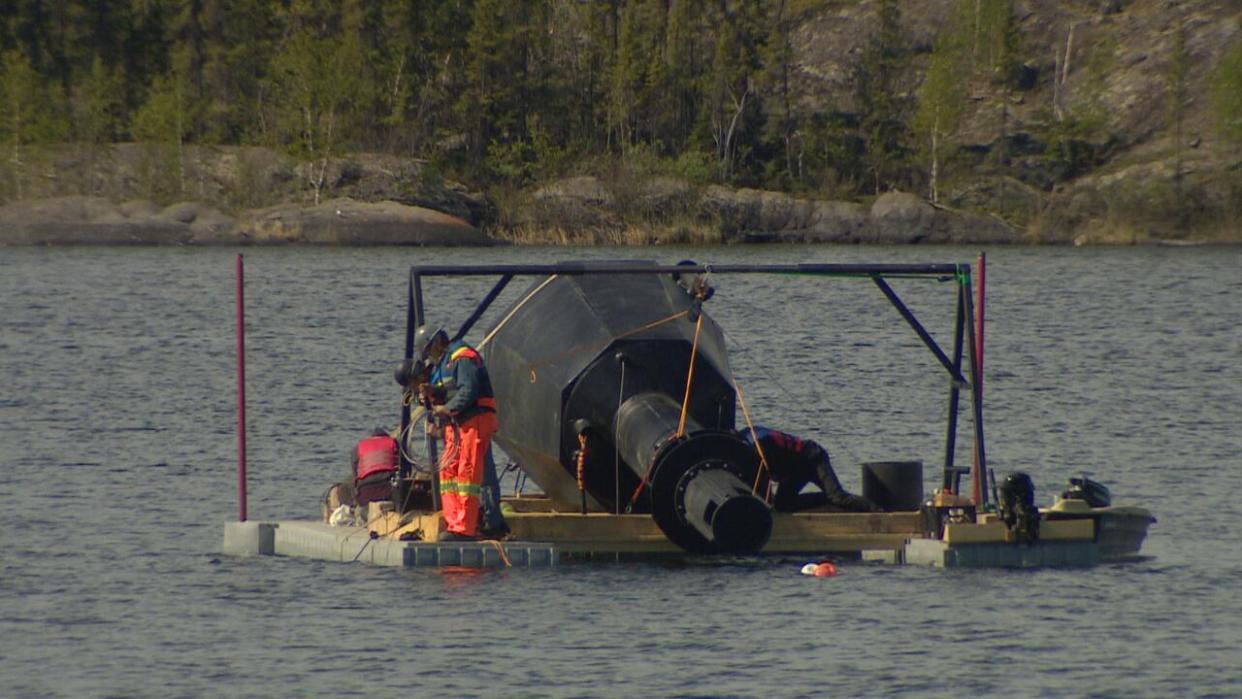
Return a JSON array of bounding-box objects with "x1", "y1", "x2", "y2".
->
[{"x1": 401, "y1": 261, "x2": 988, "y2": 506}]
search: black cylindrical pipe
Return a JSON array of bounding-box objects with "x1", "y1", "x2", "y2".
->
[
  {"x1": 615, "y1": 393, "x2": 771, "y2": 553},
  {"x1": 484, "y1": 267, "x2": 770, "y2": 553},
  {"x1": 681, "y1": 467, "x2": 773, "y2": 553},
  {"x1": 614, "y1": 393, "x2": 685, "y2": 482}
]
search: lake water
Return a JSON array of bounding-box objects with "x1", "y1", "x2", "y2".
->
[{"x1": 1, "y1": 243, "x2": 1240, "y2": 698}]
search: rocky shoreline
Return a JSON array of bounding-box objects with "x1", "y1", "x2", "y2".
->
[
  {"x1": 0, "y1": 187, "x2": 1020, "y2": 247},
  {"x1": 0, "y1": 195, "x2": 496, "y2": 247},
  {"x1": 0, "y1": 144, "x2": 1236, "y2": 247}
]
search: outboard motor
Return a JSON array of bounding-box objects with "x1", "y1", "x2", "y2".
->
[
  {"x1": 1060, "y1": 475, "x2": 1111, "y2": 508},
  {"x1": 484, "y1": 264, "x2": 772, "y2": 554},
  {"x1": 999, "y1": 471, "x2": 1040, "y2": 544}
]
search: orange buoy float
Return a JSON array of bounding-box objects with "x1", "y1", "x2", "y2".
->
[{"x1": 800, "y1": 561, "x2": 838, "y2": 577}]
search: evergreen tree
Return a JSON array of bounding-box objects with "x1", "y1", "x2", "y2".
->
[
  {"x1": 914, "y1": 6, "x2": 968, "y2": 203},
  {"x1": 608, "y1": 0, "x2": 652, "y2": 150},
  {"x1": 0, "y1": 49, "x2": 68, "y2": 198},
  {"x1": 75, "y1": 55, "x2": 127, "y2": 145},
  {"x1": 386, "y1": 0, "x2": 471, "y2": 156},
  {"x1": 1168, "y1": 12, "x2": 1190, "y2": 231},
  {"x1": 269, "y1": 0, "x2": 363, "y2": 203},
  {"x1": 700, "y1": 0, "x2": 765, "y2": 182},
  {"x1": 852, "y1": 0, "x2": 912, "y2": 194},
  {"x1": 544, "y1": 0, "x2": 612, "y2": 152},
  {"x1": 1212, "y1": 39, "x2": 1242, "y2": 144},
  {"x1": 461, "y1": 0, "x2": 552, "y2": 181},
  {"x1": 758, "y1": 0, "x2": 797, "y2": 185},
  {"x1": 978, "y1": 0, "x2": 1020, "y2": 168},
  {"x1": 660, "y1": 0, "x2": 701, "y2": 155},
  {"x1": 131, "y1": 67, "x2": 190, "y2": 198}
]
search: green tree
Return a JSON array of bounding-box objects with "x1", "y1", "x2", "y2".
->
[
  {"x1": 913, "y1": 12, "x2": 968, "y2": 203},
  {"x1": 977, "y1": 0, "x2": 1020, "y2": 168},
  {"x1": 0, "y1": 49, "x2": 68, "y2": 198},
  {"x1": 1212, "y1": 39, "x2": 1242, "y2": 143},
  {"x1": 1168, "y1": 13, "x2": 1191, "y2": 231},
  {"x1": 183, "y1": 0, "x2": 280, "y2": 144},
  {"x1": 658, "y1": 0, "x2": 701, "y2": 155},
  {"x1": 608, "y1": 0, "x2": 654, "y2": 150},
  {"x1": 131, "y1": 68, "x2": 191, "y2": 197},
  {"x1": 852, "y1": 0, "x2": 912, "y2": 194},
  {"x1": 460, "y1": 0, "x2": 552, "y2": 182},
  {"x1": 381, "y1": 0, "x2": 471, "y2": 156},
  {"x1": 758, "y1": 0, "x2": 798, "y2": 184},
  {"x1": 269, "y1": 3, "x2": 364, "y2": 203},
  {"x1": 699, "y1": 0, "x2": 765, "y2": 183},
  {"x1": 75, "y1": 56, "x2": 127, "y2": 145}
]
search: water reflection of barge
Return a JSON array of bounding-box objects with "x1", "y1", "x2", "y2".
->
[{"x1": 223, "y1": 259, "x2": 1153, "y2": 569}]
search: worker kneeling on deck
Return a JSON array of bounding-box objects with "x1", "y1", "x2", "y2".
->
[
  {"x1": 743, "y1": 427, "x2": 877, "y2": 513},
  {"x1": 418, "y1": 325, "x2": 499, "y2": 542},
  {"x1": 322, "y1": 428, "x2": 398, "y2": 521}
]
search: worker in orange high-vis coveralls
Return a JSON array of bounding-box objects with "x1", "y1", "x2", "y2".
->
[{"x1": 418, "y1": 325, "x2": 498, "y2": 541}]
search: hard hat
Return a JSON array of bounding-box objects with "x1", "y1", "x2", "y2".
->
[
  {"x1": 393, "y1": 357, "x2": 425, "y2": 386},
  {"x1": 414, "y1": 325, "x2": 447, "y2": 359}
]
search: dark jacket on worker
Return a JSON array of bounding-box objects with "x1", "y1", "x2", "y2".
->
[
  {"x1": 743, "y1": 427, "x2": 876, "y2": 512},
  {"x1": 431, "y1": 340, "x2": 496, "y2": 420}
]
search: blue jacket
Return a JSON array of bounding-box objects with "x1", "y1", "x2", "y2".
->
[{"x1": 431, "y1": 341, "x2": 496, "y2": 420}]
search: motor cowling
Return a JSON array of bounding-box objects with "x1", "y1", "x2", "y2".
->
[{"x1": 999, "y1": 471, "x2": 1040, "y2": 544}]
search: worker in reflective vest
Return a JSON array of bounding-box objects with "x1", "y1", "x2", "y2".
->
[
  {"x1": 743, "y1": 426, "x2": 877, "y2": 512},
  {"x1": 418, "y1": 325, "x2": 499, "y2": 541},
  {"x1": 351, "y1": 428, "x2": 398, "y2": 507}
]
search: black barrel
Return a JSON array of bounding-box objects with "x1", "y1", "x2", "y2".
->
[{"x1": 861, "y1": 461, "x2": 924, "y2": 511}]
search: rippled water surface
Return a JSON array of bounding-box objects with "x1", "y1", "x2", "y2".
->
[{"x1": 2, "y1": 244, "x2": 1240, "y2": 697}]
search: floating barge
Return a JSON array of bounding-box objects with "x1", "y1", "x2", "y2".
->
[{"x1": 222, "y1": 257, "x2": 1154, "y2": 569}]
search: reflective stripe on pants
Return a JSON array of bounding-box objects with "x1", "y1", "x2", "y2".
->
[{"x1": 439, "y1": 411, "x2": 498, "y2": 536}]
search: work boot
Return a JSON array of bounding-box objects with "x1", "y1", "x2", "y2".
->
[{"x1": 437, "y1": 530, "x2": 479, "y2": 542}]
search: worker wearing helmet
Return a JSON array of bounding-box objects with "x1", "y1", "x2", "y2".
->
[
  {"x1": 417, "y1": 325, "x2": 499, "y2": 541},
  {"x1": 743, "y1": 426, "x2": 877, "y2": 513}
]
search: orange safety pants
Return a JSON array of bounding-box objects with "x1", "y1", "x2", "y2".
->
[{"x1": 439, "y1": 411, "x2": 498, "y2": 536}]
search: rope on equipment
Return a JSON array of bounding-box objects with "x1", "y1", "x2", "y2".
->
[
  {"x1": 480, "y1": 274, "x2": 560, "y2": 350},
  {"x1": 626, "y1": 310, "x2": 705, "y2": 510},
  {"x1": 675, "y1": 312, "x2": 704, "y2": 439},
  {"x1": 735, "y1": 381, "x2": 772, "y2": 501},
  {"x1": 483, "y1": 539, "x2": 512, "y2": 568}
]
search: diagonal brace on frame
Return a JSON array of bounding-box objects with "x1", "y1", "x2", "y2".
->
[{"x1": 871, "y1": 274, "x2": 969, "y2": 386}]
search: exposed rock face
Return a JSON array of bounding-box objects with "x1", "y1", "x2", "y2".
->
[
  {"x1": 527, "y1": 177, "x2": 1016, "y2": 244},
  {"x1": 3, "y1": 144, "x2": 492, "y2": 226},
  {"x1": 0, "y1": 195, "x2": 493, "y2": 246},
  {"x1": 700, "y1": 186, "x2": 871, "y2": 242},
  {"x1": 791, "y1": 0, "x2": 1240, "y2": 241},
  {"x1": 0, "y1": 196, "x2": 193, "y2": 244},
  {"x1": 235, "y1": 199, "x2": 494, "y2": 246},
  {"x1": 869, "y1": 191, "x2": 1018, "y2": 244}
]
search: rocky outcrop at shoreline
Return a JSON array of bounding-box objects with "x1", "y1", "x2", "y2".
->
[
  {"x1": 701, "y1": 186, "x2": 1017, "y2": 244},
  {"x1": 524, "y1": 177, "x2": 1018, "y2": 245},
  {"x1": 0, "y1": 195, "x2": 494, "y2": 246},
  {"x1": 1, "y1": 181, "x2": 1019, "y2": 247}
]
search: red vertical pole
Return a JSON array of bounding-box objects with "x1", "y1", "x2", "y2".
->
[
  {"x1": 236, "y1": 254, "x2": 248, "y2": 522},
  {"x1": 972, "y1": 252, "x2": 986, "y2": 506}
]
